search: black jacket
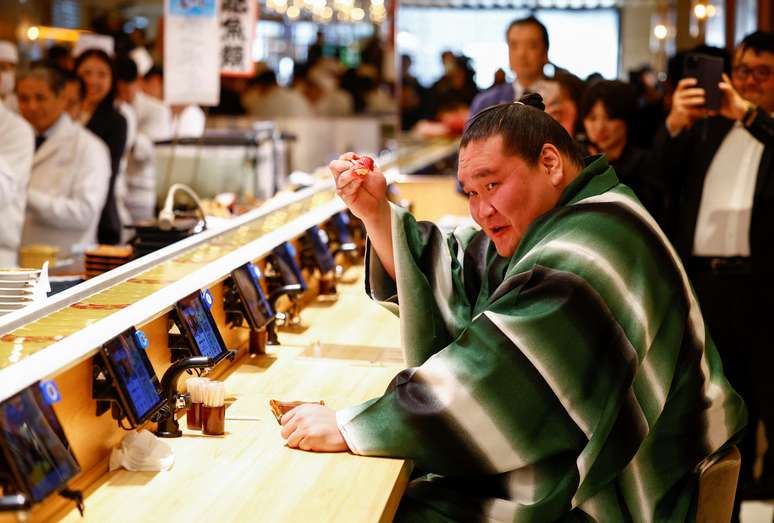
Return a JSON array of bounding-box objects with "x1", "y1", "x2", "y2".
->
[
  {"x1": 86, "y1": 99, "x2": 127, "y2": 245},
  {"x1": 610, "y1": 144, "x2": 666, "y2": 225},
  {"x1": 656, "y1": 111, "x2": 774, "y2": 274}
]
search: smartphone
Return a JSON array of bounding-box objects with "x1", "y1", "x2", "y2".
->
[{"x1": 683, "y1": 53, "x2": 724, "y2": 111}]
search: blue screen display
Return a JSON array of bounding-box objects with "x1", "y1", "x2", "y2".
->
[
  {"x1": 332, "y1": 212, "x2": 353, "y2": 244},
  {"x1": 232, "y1": 265, "x2": 273, "y2": 329},
  {"x1": 104, "y1": 333, "x2": 163, "y2": 424},
  {"x1": 0, "y1": 389, "x2": 79, "y2": 503},
  {"x1": 271, "y1": 243, "x2": 307, "y2": 290},
  {"x1": 307, "y1": 227, "x2": 335, "y2": 274},
  {"x1": 179, "y1": 295, "x2": 226, "y2": 360}
]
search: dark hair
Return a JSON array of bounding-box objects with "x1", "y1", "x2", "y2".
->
[
  {"x1": 462, "y1": 93, "x2": 583, "y2": 167},
  {"x1": 554, "y1": 71, "x2": 586, "y2": 134},
  {"x1": 144, "y1": 65, "x2": 163, "y2": 81},
  {"x1": 64, "y1": 71, "x2": 86, "y2": 100},
  {"x1": 255, "y1": 70, "x2": 278, "y2": 87},
  {"x1": 114, "y1": 56, "x2": 138, "y2": 83},
  {"x1": 579, "y1": 80, "x2": 637, "y2": 126},
  {"x1": 47, "y1": 45, "x2": 71, "y2": 66},
  {"x1": 740, "y1": 30, "x2": 774, "y2": 55},
  {"x1": 74, "y1": 48, "x2": 117, "y2": 106},
  {"x1": 506, "y1": 16, "x2": 549, "y2": 51},
  {"x1": 16, "y1": 65, "x2": 67, "y2": 95}
]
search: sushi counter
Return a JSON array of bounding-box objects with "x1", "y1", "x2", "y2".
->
[
  {"x1": 0, "y1": 137, "x2": 468, "y2": 522},
  {"x1": 0, "y1": 161, "x2": 421, "y2": 522}
]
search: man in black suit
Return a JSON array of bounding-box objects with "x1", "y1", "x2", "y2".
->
[{"x1": 660, "y1": 31, "x2": 774, "y2": 502}]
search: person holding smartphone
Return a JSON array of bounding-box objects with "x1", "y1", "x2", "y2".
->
[{"x1": 658, "y1": 30, "x2": 774, "y2": 508}]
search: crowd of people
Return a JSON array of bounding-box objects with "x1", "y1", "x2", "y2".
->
[
  {"x1": 0, "y1": 27, "x2": 398, "y2": 262},
  {"x1": 214, "y1": 57, "x2": 396, "y2": 118},
  {"x1": 0, "y1": 38, "x2": 202, "y2": 259}
]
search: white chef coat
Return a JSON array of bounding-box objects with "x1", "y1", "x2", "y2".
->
[
  {"x1": 21, "y1": 114, "x2": 110, "y2": 254},
  {"x1": 0, "y1": 103, "x2": 34, "y2": 266}
]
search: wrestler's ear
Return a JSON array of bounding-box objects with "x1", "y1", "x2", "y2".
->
[{"x1": 539, "y1": 143, "x2": 564, "y2": 187}]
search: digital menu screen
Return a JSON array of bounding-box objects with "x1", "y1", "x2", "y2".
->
[
  {"x1": 102, "y1": 330, "x2": 164, "y2": 426},
  {"x1": 332, "y1": 212, "x2": 353, "y2": 244},
  {"x1": 177, "y1": 292, "x2": 228, "y2": 362},
  {"x1": 271, "y1": 243, "x2": 307, "y2": 290},
  {"x1": 306, "y1": 226, "x2": 335, "y2": 274},
  {"x1": 0, "y1": 388, "x2": 79, "y2": 503},
  {"x1": 231, "y1": 264, "x2": 274, "y2": 330}
]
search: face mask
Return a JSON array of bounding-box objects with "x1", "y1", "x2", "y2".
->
[{"x1": 0, "y1": 71, "x2": 14, "y2": 97}]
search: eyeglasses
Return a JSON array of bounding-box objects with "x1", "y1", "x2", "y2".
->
[{"x1": 732, "y1": 64, "x2": 772, "y2": 82}]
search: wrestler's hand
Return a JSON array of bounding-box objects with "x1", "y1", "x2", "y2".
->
[
  {"x1": 718, "y1": 73, "x2": 754, "y2": 122},
  {"x1": 666, "y1": 77, "x2": 709, "y2": 135},
  {"x1": 329, "y1": 152, "x2": 388, "y2": 226},
  {"x1": 280, "y1": 404, "x2": 349, "y2": 452}
]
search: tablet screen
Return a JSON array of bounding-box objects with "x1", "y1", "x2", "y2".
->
[
  {"x1": 0, "y1": 388, "x2": 79, "y2": 503},
  {"x1": 231, "y1": 264, "x2": 274, "y2": 330},
  {"x1": 306, "y1": 226, "x2": 335, "y2": 274},
  {"x1": 332, "y1": 212, "x2": 353, "y2": 244},
  {"x1": 271, "y1": 243, "x2": 307, "y2": 290},
  {"x1": 102, "y1": 331, "x2": 164, "y2": 425},
  {"x1": 177, "y1": 292, "x2": 228, "y2": 361}
]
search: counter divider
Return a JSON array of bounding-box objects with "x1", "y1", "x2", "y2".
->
[{"x1": 0, "y1": 187, "x2": 347, "y2": 403}]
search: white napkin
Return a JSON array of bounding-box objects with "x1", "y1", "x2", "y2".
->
[
  {"x1": 109, "y1": 430, "x2": 175, "y2": 472},
  {"x1": 34, "y1": 261, "x2": 51, "y2": 301}
]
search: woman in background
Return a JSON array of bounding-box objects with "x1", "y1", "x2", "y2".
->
[
  {"x1": 74, "y1": 49, "x2": 127, "y2": 245},
  {"x1": 580, "y1": 80, "x2": 665, "y2": 223}
]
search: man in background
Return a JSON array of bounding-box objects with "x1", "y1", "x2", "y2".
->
[
  {"x1": 0, "y1": 40, "x2": 19, "y2": 111},
  {"x1": 468, "y1": 16, "x2": 551, "y2": 117},
  {"x1": 0, "y1": 98, "x2": 34, "y2": 265},
  {"x1": 659, "y1": 30, "x2": 774, "y2": 503},
  {"x1": 116, "y1": 56, "x2": 172, "y2": 222},
  {"x1": 17, "y1": 66, "x2": 109, "y2": 253}
]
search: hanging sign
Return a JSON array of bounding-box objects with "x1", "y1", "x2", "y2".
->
[
  {"x1": 219, "y1": 0, "x2": 257, "y2": 77},
  {"x1": 164, "y1": 0, "x2": 221, "y2": 106}
]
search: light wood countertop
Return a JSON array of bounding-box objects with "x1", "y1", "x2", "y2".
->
[{"x1": 50, "y1": 267, "x2": 410, "y2": 523}]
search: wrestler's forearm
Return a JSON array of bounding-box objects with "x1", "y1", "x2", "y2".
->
[{"x1": 363, "y1": 202, "x2": 395, "y2": 281}]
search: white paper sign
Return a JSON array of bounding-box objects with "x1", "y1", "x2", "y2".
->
[
  {"x1": 219, "y1": 0, "x2": 257, "y2": 77},
  {"x1": 164, "y1": 0, "x2": 221, "y2": 106}
]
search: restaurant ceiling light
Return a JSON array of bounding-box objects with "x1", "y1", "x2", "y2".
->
[
  {"x1": 653, "y1": 23, "x2": 668, "y2": 39},
  {"x1": 25, "y1": 25, "x2": 87, "y2": 42},
  {"x1": 693, "y1": 3, "x2": 707, "y2": 19},
  {"x1": 287, "y1": 5, "x2": 301, "y2": 17}
]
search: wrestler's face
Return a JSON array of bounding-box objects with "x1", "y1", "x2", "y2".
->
[{"x1": 459, "y1": 135, "x2": 563, "y2": 257}]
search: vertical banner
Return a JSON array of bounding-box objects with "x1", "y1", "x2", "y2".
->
[
  {"x1": 219, "y1": 0, "x2": 257, "y2": 77},
  {"x1": 164, "y1": 0, "x2": 221, "y2": 106}
]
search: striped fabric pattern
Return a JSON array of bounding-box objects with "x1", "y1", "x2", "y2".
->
[{"x1": 336, "y1": 156, "x2": 746, "y2": 522}]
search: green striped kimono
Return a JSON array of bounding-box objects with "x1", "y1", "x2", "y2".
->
[{"x1": 336, "y1": 156, "x2": 746, "y2": 522}]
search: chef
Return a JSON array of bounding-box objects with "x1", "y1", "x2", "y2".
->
[
  {"x1": 17, "y1": 65, "x2": 110, "y2": 253},
  {"x1": 0, "y1": 100, "x2": 33, "y2": 266}
]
